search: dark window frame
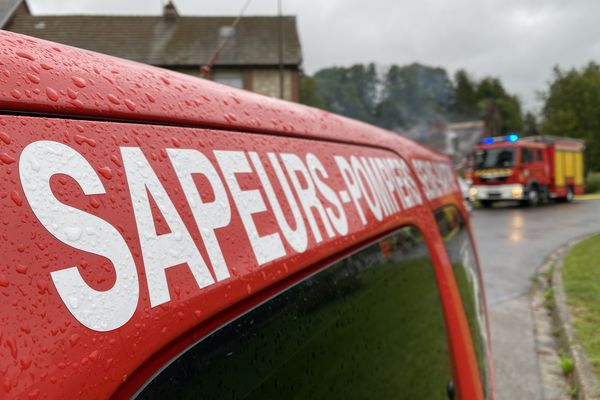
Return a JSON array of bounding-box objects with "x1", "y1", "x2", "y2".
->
[
  {"x1": 475, "y1": 147, "x2": 516, "y2": 168},
  {"x1": 521, "y1": 147, "x2": 534, "y2": 164}
]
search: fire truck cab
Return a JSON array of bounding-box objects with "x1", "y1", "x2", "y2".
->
[{"x1": 470, "y1": 135, "x2": 585, "y2": 207}]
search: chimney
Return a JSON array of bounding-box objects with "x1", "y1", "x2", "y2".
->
[{"x1": 164, "y1": 0, "x2": 178, "y2": 21}]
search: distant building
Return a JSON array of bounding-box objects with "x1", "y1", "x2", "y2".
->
[
  {"x1": 445, "y1": 120, "x2": 485, "y2": 163},
  {"x1": 407, "y1": 120, "x2": 484, "y2": 163},
  {"x1": 1, "y1": 0, "x2": 302, "y2": 101}
]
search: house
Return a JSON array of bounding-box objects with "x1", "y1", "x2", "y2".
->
[
  {"x1": 1, "y1": 0, "x2": 303, "y2": 101},
  {"x1": 407, "y1": 120, "x2": 484, "y2": 164},
  {"x1": 445, "y1": 120, "x2": 484, "y2": 163}
]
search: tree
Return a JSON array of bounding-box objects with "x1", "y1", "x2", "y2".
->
[
  {"x1": 482, "y1": 98, "x2": 502, "y2": 137},
  {"x1": 452, "y1": 69, "x2": 479, "y2": 118},
  {"x1": 299, "y1": 75, "x2": 326, "y2": 109},
  {"x1": 523, "y1": 112, "x2": 539, "y2": 136},
  {"x1": 495, "y1": 95, "x2": 523, "y2": 134},
  {"x1": 475, "y1": 78, "x2": 523, "y2": 134},
  {"x1": 313, "y1": 64, "x2": 379, "y2": 123},
  {"x1": 542, "y1": 62, "x2": 600, "y2": 171},
  {"x1": 303, "y1": 62, "x2": 523, "y2": 138},
  {"x1": 476, "y1": 77, "x2": 506, "y2": 99},
  {"x1": 377, "y1": 63, "x2": 454, "y2": 130}
]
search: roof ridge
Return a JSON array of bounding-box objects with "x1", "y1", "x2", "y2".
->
[
  {"x1": 19, "y1": 14, "x2": 297, "y2": 19},
  {"x1": 5, "y1": 11, "x2": 302, "y2": 67}
]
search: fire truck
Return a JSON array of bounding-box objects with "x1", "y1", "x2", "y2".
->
[{"x1": 469, "y1": 135, "x2": 585, "y2": 207}]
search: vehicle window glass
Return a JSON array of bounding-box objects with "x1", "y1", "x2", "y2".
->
[
  {"x1": 136, "y1": 226, "x2": 453, "y2": 399},
  {"x1": 536, "y1": 150, "x2": 543, "y2": 161},
  {"x1": 521, "y1": 148, "x2": 533, "y2": 164},
  {"x1": 435, "y1": 205, "x2": 491, "y2": 398},
  {"x1": 475, "y1": 147, "x2": 515, "y2": 168}
]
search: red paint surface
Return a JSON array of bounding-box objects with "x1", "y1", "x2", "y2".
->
[{"x1": 0, "y1": 31, "x2": 490, "y2": 399}]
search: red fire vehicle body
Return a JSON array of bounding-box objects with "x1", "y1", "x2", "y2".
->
[
  {"x1": 0, "y1": 31, "x2": 493, "y2": 399},
  {"x1": 470, "y1": 135, "x2": 585, "y2": 207}
]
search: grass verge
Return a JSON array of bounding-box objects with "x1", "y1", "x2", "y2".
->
[
  {"x1": 575, "y1": 193, "x2": 600, "y2": 201},
  {"x1": 562, "y1": 233, "x2": 600, "y2": 381}
]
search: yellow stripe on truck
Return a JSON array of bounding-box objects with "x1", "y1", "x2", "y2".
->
[
  {"x1": 575, "y1": 152, "x2": 584, "y2": 185},
  {"x1": 555, "y1": 151, "x2": 565, "y2": 186},
  {"x1": 565, "y1": 151, "x2": 575, "y2": 177},
  {"x1": 474, "y1": 168, "x2": 513, "y2": 177}
]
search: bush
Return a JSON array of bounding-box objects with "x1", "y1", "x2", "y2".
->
[{"x1": 585, "y1": 172, "x2": 600, "y2": 193}]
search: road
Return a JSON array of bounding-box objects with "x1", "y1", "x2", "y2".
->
[{"x1": 471, "y1": 199, "x2": 600, "y2": 400}]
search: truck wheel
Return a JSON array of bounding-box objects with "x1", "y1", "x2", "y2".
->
[
  {"x1": 522, "y1": 187, "x2": 539, "y2": 207},
  {"x1": 566, "y1": 186, "x2": 574, "y2": 202},
  {"x1": 558, "y1": 186, "x2": 574, "y2": 203},
  {"x1": 480, "y1": 200, "x2": 493, "y2": 208}
]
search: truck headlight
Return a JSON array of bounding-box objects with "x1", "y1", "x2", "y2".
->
[
  {"x1": 469, "y1": 187, "x2": 478, "y2": 201},
  {"x1": 512, "y1": 186, "x2": 523, "y2": 199}
]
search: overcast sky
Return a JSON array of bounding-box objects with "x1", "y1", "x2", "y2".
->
[{"x1": 25, "y1": 0, "x2": 600, "y2": 111}]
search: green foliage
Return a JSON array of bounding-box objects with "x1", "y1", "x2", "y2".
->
[
  {"x1": 476, "y1": 77, "x2": 507, "y2": 99},
  {"x1": 299, "y1": 75, "x2": 326, "y2": 109},
  {"x1": 585, "y1": 172, "x2": 600, "y2": 193},
  {"x1": 376, "y1": 63, "x2": 454, "y2": 130},
  {"x1": 452, "y1": 69, "x2": 479, "y2": 118},
  {"x1": 560, "y1": 352, "x2": 574, "y2": 376},
  {"x1": 305, "y1": 63, "x2": 523, "y2": 136},
  {"x1": 495, "y1": 95, "x2": 523, "y2": 133},
  {"x1": 567, "y1": 385, "x2": 578, "y2": 398},
  {"x1": 562, "y1": 233, "x2": 600, "y2": 382},
  {"x1": 523, "y1": 112, "x2": 539, "y2": 135},
  {"x1": 541, "y1": 62, "x2": 600, "y2": 171},
  {"x1": 474, "y1": 77, "x2": 523, "y2": 134},
  {"x1": 313, "y1": 63, "x2": 379, "y2": 123}
]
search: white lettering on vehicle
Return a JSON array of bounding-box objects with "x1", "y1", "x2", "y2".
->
[
  {"x1": 20, "y1": 141, "x2": 139, "y2": 332},
  {"x1": 18, "y1": 140, "x2": 449, "y2": 331},
  {"x1": 168, "y1": 148, "x2": 231, "y2": 281},
  {"x1": 122, "y1": 147, "x2": 215, "y2": 308},
  {"x1": 412, "y1": 159, "x2": 459, "y2": 201},
  {"x1": 215, "y1": 150, "x2": 287, "y2": 265},
  {"x1": 250, "y1": 152, "x2": 308, "y2": 253},
  {"x1": 282, "y1": 152, "x2": 335, "y2": 243}
]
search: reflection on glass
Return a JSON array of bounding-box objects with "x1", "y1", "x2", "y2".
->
[{"x1": 137, "y1": 226, "x2": 452, "y2": 399}]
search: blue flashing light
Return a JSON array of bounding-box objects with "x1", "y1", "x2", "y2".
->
[
  {"x1": 507, "y1": 134, "x2": 519, "y2": 142},
  {"x1": 481, "y1": 137, "x2": 495, "y2": 144}
]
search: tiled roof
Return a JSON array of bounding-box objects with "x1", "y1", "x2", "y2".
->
[{"x1": 5, "y1": 7, "x2": 302, "y2": 67}]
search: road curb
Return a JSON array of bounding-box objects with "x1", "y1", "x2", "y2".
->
[
  {"x1": 533, "y1": 244, "x2": 572, "y2": 399},
  {"x1": 552, "y1": 236, "x2": 600, "y2": 399}
]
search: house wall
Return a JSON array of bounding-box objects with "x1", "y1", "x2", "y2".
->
[
  {"x1": 169, "y1": 66, "x2": 299, "y2": 102},
  {"x1": 250, "y1": 68, "x2": 298, "y2": 102}
]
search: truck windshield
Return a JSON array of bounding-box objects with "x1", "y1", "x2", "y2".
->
[{"x1": 475, "y1": 147, "x2": 515, "y2": 168}]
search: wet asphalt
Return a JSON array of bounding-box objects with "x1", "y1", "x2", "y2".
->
[{"x1": 471, "y1": 199, "x2": 600, "y2": 400}]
